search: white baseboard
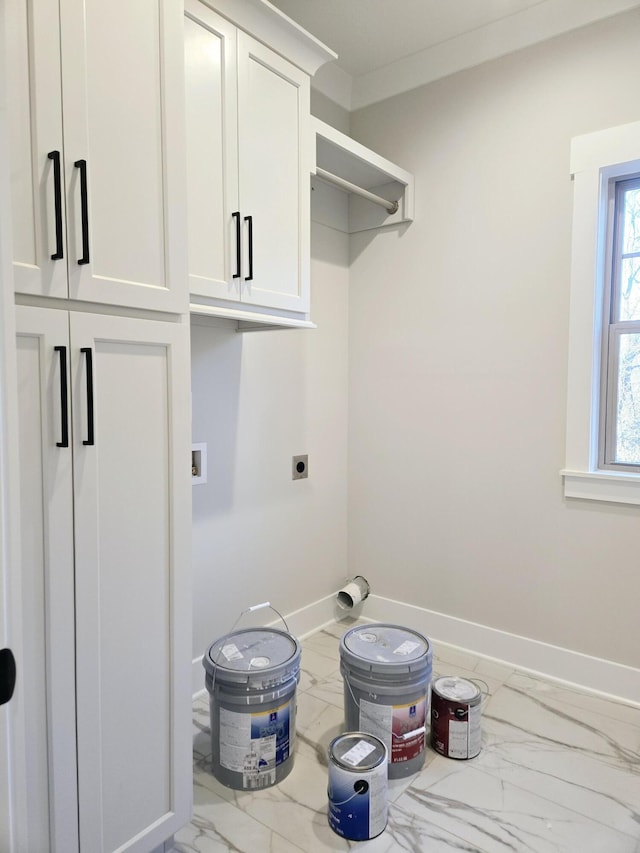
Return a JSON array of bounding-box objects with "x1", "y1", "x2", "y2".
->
[
  {"x1": 192, "y1": 592, "x2": 640, "y2": 705},
  {"x1": 364, "y1": 595, "x2": 640, "y2": 706}
]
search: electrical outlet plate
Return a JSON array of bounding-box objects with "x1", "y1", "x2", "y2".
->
[
  {"x1": 192, "y1": 443, "x2": 207, "y2": 485},
  {"x1": 292, "y1": 454, "x2": 308, "y2": 480}
]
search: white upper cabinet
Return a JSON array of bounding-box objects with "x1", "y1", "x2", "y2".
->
[
  {"x1": 184, "y1": 7, "x2": 239, "y2": 301},
  {"x1": 236, "y1": 33, "x2": 309, "y2": 312},
  {"x1": 185, "y1": 0, "x2": 334, "y2": 326},
  {"x1": 7, "y1": 0, "x2": 187, "y2": 313}
]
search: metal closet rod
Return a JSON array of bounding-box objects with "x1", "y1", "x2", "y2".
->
[{"x1": 315, "y1": 167, "x2": 399, "y2": 215}]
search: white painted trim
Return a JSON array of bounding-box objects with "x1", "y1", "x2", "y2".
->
[
  {"x1": 349, "y1": 0, "x2": 640, "y2": 110},
  {"x1": 193, "y1": 593, "x2": 640, "y2": 705},
  {"x1": 564, "y1": 120, "x2": 640, "y2": 505},
  {"x1": 196, "y1": 0, "x2": 336, "y2": 75},
  {"x1": 562, "y1": 469, "x2": 640, "y2": 504},
  {"x1": 363, "y1": 596, "x2": 640, "y2": 705}
]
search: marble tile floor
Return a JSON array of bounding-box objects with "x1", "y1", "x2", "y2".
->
[{"x1": 175, "y1": 618, "x2": 640, "y2": 853}]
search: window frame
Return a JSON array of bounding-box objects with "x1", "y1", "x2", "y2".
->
[
  {"x1": 563, "y1": 120, "x2": 640, "y2": 504},
  {"x1": 599, "y1": 175, "x2": 640, "y2": 472}
]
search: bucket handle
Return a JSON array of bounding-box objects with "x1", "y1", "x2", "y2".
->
[{"x1": 208, "y1": 602, "x2": 290, "y2": 696}]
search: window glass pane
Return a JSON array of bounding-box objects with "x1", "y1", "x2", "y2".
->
[
  {"x1": 622, "y1": 186, "x2": 640, "y2": 254},
  {"x1": 618, "y1": 257, "x2": 640, "y2": 321},
  {"x1": 615, "y1": 332, "x2": 640, "y2": 465}
]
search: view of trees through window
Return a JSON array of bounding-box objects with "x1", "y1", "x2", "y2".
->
[{"x1": 611, "y1": 180, "x2": 640, "y2": 465}]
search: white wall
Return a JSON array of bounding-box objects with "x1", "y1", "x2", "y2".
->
[
  {"x1": 347, "y1": 10, "x2": 640, "y2": 669},
  {"x1": 190, "y1": 222, "x2": 349, "y2": 662}
]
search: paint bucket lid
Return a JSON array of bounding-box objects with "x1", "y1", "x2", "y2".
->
[
  {"x1": 432, "y1": 675, "x2": 481, "y2": 703},
  {"x1": 329, "y1": 732, "x2": 387, "y2": 771},
  {"x1": 204, "y1": 627, "x2": 300, "y2": 688},
  {"x1": 340, "y1": 623, "x2": 431, "y2": 675}
]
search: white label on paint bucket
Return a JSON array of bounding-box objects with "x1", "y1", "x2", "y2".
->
[
  {"x1": 219, "y1": 707, "x2": 252, "y2": 771},
  {"x1": 341, "y1": 739, "x2": 377, "y2": 767},
  {"x1": 221, "y1": 643, "x2": 243, "y2": 661},
  {"x1": 448, "y1": 703, "x2": 482, "y2": 759},
  {"x1": 359, "y1": 697, "x2": 427, "y2": 765},
  {"x1": 359, "y1": 699, "x2": 392, "y2": 756},
  {"x1": 393, "y1": 640, "x2": 420, "y2": 656}
]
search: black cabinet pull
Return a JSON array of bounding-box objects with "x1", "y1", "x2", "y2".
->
[
  {"x1": 74, "y1": 159, "x2": 90, "y2": 265},
  {"x1": 54, "y1": 345, "x2": 69, "y2": 448},
  {"x1": 232, "y1": 211, "x2": 241, "y2": 279},
  {"x1": 244, "y1": 215, "x2": 253, "y2": 282},
  {"x1": 47, "y1": 151, "x2": 64, "y2": 260},
  {"x1": 81, "y1": 347, "x2": 94, "y2": 446},
  {"x1": 0, "y1": 649, "x2": 16, "y2": 706}
]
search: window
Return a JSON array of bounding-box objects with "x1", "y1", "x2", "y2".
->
[
  {"x1": 601, "y1": 176, "x2": 640, "y2": 470},
  {"x1": 563, "y1": 120, "x2": 640, "y2": 504}
]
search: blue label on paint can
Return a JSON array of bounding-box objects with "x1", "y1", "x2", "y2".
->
[
  {"x1": 328, "y1": 734, "x2": 388, "y2": 841},
  {"x1": 328, "y1": 775, "x2": 374, "y2": 841},
  {"x1": 250, "y1": 701, "x2": 291, "y2": 768}
]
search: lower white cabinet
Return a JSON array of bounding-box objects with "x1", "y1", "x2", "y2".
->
[{"x1": 15, "y1": 305, "x2": 192, "y2": 853}]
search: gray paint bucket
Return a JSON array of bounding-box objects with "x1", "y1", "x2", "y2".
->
[
  {"x1": 328, "y1": 732, "x2": 388, "y2": 841},
  {"x1": 431, "y1": 675, "x2": 482, "y2": 759},
  {"x1": 203, "y1": 627, "x2": 301, "y2": 789},
  {"x1": 339, "y1": 623, "x2": 432, "y2": 779}
]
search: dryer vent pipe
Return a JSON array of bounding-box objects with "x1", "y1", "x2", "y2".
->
[{"x1": 336, "y1": 576, "x2": 370, "y2": 611}]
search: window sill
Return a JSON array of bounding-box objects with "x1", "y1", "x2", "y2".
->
[{"x1": 561, "y1": 469, "x2": 640, "y2": 505}]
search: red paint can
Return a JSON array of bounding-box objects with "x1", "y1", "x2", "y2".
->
[{"x1": 430, "y1": 676, "x2": 482, "y2": 759}]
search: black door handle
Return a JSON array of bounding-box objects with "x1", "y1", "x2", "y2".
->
[
  {"x1": 54, "y1": 345, "x2": 69, "y2": 448},
  {"x1": 74, "y1": 159, "x2": 90, "y2": 265},
  {"x1": 0, "y1": 649, "x2": 16, "y2": 706},
  {"x1": 47, "y1": 150, "x2": 64, "y2": 260},
  {"x1": 244, "y1": 215, "x2": 253, "y2": 282},
  {"x1": 81, "y1": 347, "x2": 94, "y2": 446},
  {"x1": 232, "y1": 211, "x2": 241, "y2": 279}
]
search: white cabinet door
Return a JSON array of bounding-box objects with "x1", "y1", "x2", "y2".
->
[
  {"x1": 70, "y1": 312, "x2": 192, "y2": 853},
  {"x1": 6, "y1": 0, "x2": 67, "y2": 299},
  {"x1": 184, "y1": 2, "x2": 239, "y2": 301},
  {"x1": 8, "y1": 0, "x2": 188, "y2": 313},
  {"x1": 184, "y1": 2, "x2": 311, "y2": 317},
  {"x1": 14, "y1": 307, "x2": 192, "y2": 853},
  {"x1": 237, "y1": 33, "x2": 310, "y2": 313},
  {"x1": 15, "y1": 307, "x2": 79, "y2": 853}
]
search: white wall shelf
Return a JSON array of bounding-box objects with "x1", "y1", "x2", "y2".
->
[{"x1": 311, "y1": 117, "x2": 414, "y2": 233}]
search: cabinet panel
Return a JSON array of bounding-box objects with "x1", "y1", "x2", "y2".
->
[
  {"x1": 60, "y1": 0, "x2": 187, "y2": 311},
  {"x1": 70, "y1": 313, "x2": 192, "y2": 852},
  {"x1": 6, "y1": 1, "x2": 67, "y2": 298},
  {"x1": 15, "y1": 308, "x2": 192, "y2": 853},
  {"x1": 8, "y1": 0, "x2": 187, "y2": 313},
  {"x1": 237, "y1": 33, "x2": 310, "y2": 312},
  {"x1": 15, "y1": 307, "x2": 79, "y2": 853},
  {"x1": 185, "y1": 3, "x2": 312, "y2": 321},
  {"x1": 184, "y1": 5, "x2": 238, "y2": 300}
]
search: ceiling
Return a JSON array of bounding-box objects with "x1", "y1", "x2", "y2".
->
[{"x1": 267, "y1": 0, "x2": 640, "y2": 110}]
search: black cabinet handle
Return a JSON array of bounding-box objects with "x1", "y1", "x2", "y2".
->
[
  {"x1": 54, "y1": 345, "x2": 69, "y2": 448},
  {"x1": 81, "y1": 347, "x2": 94, "y2": 446},
  {"x1": 232, "y1": 211, "x2": 241, "y2": 279},
  {"x1": 244, "y1": 215, "x2": 253, "y2": 282},
  {"x1": 0, "y1": 649, "x2": 16, "y2": 707},
  {"x1": 74, "y1": 159, "x2": 90, "y2": 265},
  {"x1": 47, "y1": 151, "x2": 64, "y2": 260}
]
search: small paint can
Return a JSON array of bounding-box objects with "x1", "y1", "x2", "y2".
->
[
  {"x1": 328, "y1": 732, "x2": 388, "y2": 842},
  {"x1": 430, "y1": 675, "x2": 482, "y2": 759}
]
